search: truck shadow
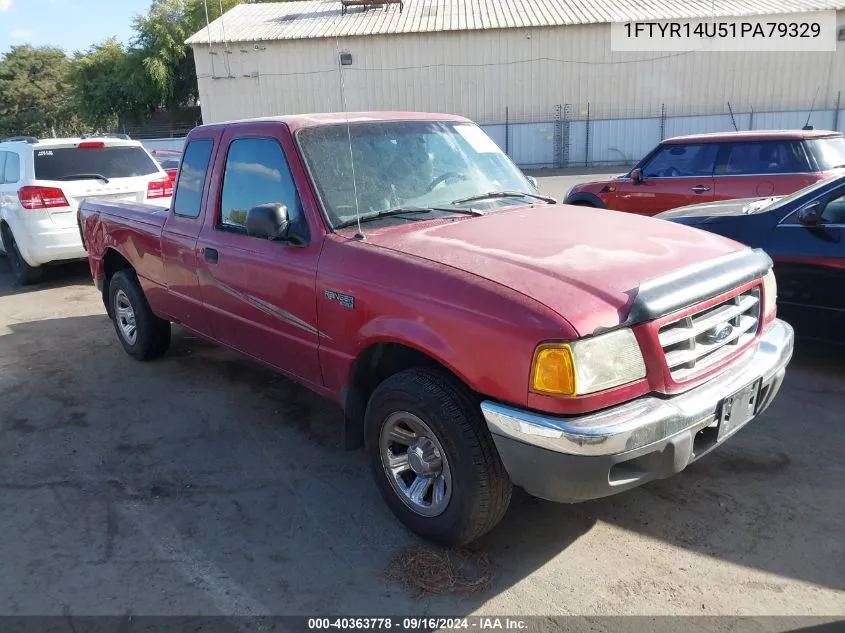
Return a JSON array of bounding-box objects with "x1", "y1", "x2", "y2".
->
[{"x1": 0, "y1": 314, "x2": 842, "y2": 615}]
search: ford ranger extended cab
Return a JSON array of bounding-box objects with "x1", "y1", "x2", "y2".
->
[{"x1": 78, "y1": 113, "x2": 794, "y2": 545}]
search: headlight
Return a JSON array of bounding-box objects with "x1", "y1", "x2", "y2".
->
[
  {"x1": 763, "y1": 269, "x2": 777, "y2": 320},
  {"x1": 531, "y1": 328, "x2": 647, "y2": 397},
  {"x1": 563, "y1": 185, "x2": 574, "y2": 201}
]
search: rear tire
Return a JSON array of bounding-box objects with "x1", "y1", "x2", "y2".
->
[
  {"x1": 2, "y1": 226, "x2": 43, "y2": 285},
  {"x1": 108, "y1": 269, "x2": 171, "y2": 361},
  {"x1": 365, "y1": 368, "x2": 512, "y2": 546}
]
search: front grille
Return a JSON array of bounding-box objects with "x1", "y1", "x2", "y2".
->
[{"x1": 658, "y1": 286, "x2": 761, "y2": 381}]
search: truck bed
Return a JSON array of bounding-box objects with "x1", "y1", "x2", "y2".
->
[{"x1": 78, "y1": 200, "x2": 169, "y2": 296}]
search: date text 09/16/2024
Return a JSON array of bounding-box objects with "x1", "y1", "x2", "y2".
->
[{"x1": 307, "y1": 618, "x2": 528, "y2": 630}]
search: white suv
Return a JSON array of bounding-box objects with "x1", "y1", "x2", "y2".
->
[{"x1": 0, "y1": 135, "x2": 173, "y2": 284}]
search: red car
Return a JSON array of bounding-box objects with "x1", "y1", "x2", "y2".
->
[
  {"x1": 78, "y1": 113, "x2": 793, "y2": 545},
  {"x1": 149, "y1": 148, "x2": 183, "y2": 184},
  {"x1": 565, "y1": 129, "x2": 845, "y2": 216}
]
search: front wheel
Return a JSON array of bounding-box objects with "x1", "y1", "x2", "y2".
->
[
  {"x1": 365, "y1": 368, "x2": 512, "y2": 545},
  {"x1": 108, "y1": 269, "x2": 171, "y2": 361}
]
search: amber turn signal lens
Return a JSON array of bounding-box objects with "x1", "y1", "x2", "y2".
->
[{"x1": 531, "y1": 345, "x2": 576, "y2": 396}]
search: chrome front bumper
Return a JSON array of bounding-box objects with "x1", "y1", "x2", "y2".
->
[{"x1": 480, "y1": 319, "x2": 794, "y2": 502}]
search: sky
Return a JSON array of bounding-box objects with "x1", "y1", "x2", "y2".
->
[{"x1": 0, "y1": 0, "x2": 152, "y2": 55}]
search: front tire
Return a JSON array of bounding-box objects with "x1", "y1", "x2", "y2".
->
[
  {"x1": 365, "y1": 368, "x2": 512, "y2": 546},
  {"x1": 2, "y1": 227, "x2": 43, "y2": 285},
  {"x1": 108, "y1": 269, "x2": 171, "y2": 360}
]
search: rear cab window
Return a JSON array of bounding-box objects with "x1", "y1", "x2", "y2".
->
[
  {"x1": 34, "y1": 145, "x2": 159, "y2": 181},
  {"x1": 173, "y1": 140, "x2": 214, "y2": 218}
]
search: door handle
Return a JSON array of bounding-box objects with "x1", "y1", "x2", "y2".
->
[
  {"x1": 202, "y1": 247, "x2": 219, "y2": 264},
  {"x1": 691, "y1": 185, "x2": 711, "y2": 193}
]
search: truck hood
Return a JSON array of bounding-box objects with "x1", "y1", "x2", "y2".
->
[
  {"x1": 656, "y1": 197, "x2": 783, "y2": 223},
  {"x1": 362, "y1": 205, "x2": 744, "y2": 335}
]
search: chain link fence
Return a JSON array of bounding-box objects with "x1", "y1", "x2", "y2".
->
[
  {"x1": 135, "y1": 95, "x2": 845, "y2": 169},
  {"x1": 477, "y1": 93, "x2": 844, "y2": 169}
]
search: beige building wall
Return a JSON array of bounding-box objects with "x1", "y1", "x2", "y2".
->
[{"x1": 192, "y1": 11, "x2": 845, "y2": 124}]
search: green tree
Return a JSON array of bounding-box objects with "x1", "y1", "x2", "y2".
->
[
  {"x1": 70, "y1": 39, "x2": 154, "y2": 130},
  {"x1": 131, "y1": 0, "x2": 251, "y2": 110},
  {"x1": 1, "y1": 0, "x2": 291, "y2": 137},
  {"x1": 0, "y1": 45, "x2": 83, "y2": 138}
]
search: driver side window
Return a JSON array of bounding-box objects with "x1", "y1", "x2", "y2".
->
[
  {"x1": 820, "y1": 193, "x2": 845, "y2": 224},
  {"x1": 642, "y1": 143, "x2": 717, "y2": 178},
  {"x1": 219, "y1": 137, "x2": 302, "y2": 233}
]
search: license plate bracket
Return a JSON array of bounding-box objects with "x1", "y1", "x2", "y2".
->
[{"x1": 718, "y1": 378, "x2": 762, "y2": 441}]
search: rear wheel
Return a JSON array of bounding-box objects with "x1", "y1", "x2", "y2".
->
[
  {"x1": 108, "y1": 269, "x2": 171, "y2": 360},
  {"x1": 365, "y1": 368, "x2": 512, "y2": 545},
  {"x1": 2, "y1": 226, "x2": 43, "y2": 285}
]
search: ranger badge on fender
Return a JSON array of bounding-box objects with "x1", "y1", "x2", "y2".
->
[{"x1": 325, "y1": 290, "x2": 355, "y2": 309}]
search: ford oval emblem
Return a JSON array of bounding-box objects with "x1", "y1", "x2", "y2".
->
[{"x1": 700, "y1": 323, "x2": 733, "y2": 344}]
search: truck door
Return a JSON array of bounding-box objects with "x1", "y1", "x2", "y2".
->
[
  {"x1": 196, "y1": 124, "x2": 323, "y2": 386},
  {"x1": 160, "y1": 138, "x2": 217, "y2": 336}
]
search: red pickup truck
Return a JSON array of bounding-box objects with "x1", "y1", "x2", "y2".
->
[{"x1": 78, "y1": 112, "x2": 794, "y2": 545}]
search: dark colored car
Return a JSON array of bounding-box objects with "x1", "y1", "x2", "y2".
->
[
  {"x1": 149, "y1": 149, "x2": 182, "y2": 183},
  {"x1": 565, "y1": 130, "x2": 845, "y2": 216},
  {"x1": 657, "y1": 174, "x2": 845, "y2": 342}
]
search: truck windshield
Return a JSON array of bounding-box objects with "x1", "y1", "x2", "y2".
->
[{"x1": 296, "y1": 121, "x2": 533, "y2": 228}]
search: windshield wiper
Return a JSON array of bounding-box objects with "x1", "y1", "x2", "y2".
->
[
  {"x1": 335, "y1": 206, "x2": 483, "y2": 229},
  {"x1": 452, "y1": 190, "x2": 556, "y2": 205},
  {"x1": 335, "y1": 207, "x2": 431, "y2": 229},
  {"x1": 830, "y1": 164, "x2": 845, "y2": 169},
  {"x1": 56, "y1": 173, "x2": 110, "y2": 184}
]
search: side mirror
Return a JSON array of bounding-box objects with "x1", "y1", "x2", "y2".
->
[
  {"x1": 246, "y1": 203, "x2": 290, "y2": 240},
  {"x1": 631, "y1": 168, "x2": 643, "y2": 184},
  {"x1": 526, "y1": 175, "x2": 539, "y2": 191},
  {"x1": 797, "y1": 202, "x2": 822, "y2": 226}
]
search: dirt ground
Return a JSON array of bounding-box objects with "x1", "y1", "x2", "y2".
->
[{"x1": 0, "y1": 253, "x2": 843, "y2": 618}]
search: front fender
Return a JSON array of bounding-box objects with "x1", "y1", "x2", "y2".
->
[
  {"x1": 331, "y1": 319, "x2": 469, "y2": 452},
  {"x1": 356, "y1": 316, "x2": 467, "y2": 385}
]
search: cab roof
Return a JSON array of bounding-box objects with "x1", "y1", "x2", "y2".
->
[
  {"x1": 191, "y1": 111, "x2": 474, "y2": 135},
  {"x1": 664, "y1": 129, "x2": 841, "y2": 144}
]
